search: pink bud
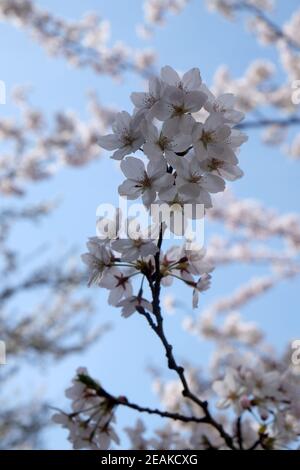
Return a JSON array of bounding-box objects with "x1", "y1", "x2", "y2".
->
[
  {"x1": 240, "y1": 395, "x2": 251, "y2": 409},
  {"x1": 118, "y1": 395, "x2": 128, "y2": 404}
]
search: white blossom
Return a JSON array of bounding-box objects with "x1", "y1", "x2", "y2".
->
[
  {"x1": 117, "y1": 295, "x2": 153, "y2": 318},
  {"x1": 98, "y1": 111, "x2": 144, "y2": 160},
  {"x1": 212, "y1": 368, "x2": 246, "y2": 414},
  {"x1": 99, "y1": 268, "x2": 133, "y2": 306},
  {"x1": 175, "y1": 153, "x2": 225, "y2": 206},
  {"x1": 118, "y1": 156, "x2": 174, "y2": 207},
  {"x1": 112, "y1": 236, "x2": 158, "y2": 262},
  {"x1": 81, "y1": 238, "x2": 114, "y2": 286},
  {"x1": 142, "y1": 120, "x2": 191, "y2": 161},
  {"x1": 52, "y1": 368, "x2": 119, "y2": 450}
]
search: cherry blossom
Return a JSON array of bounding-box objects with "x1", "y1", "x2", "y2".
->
[
  {"x1": 212, "y1": 368, "x2": 246, "y2": 414},
  {"x1": 52, "y1": 368, "x2": 119, "y2": 450},
  {"x1": 98, "y1": 112, "x2": 144, "y2": 161},
  {"x1": 99, "y1": 268, "x2": 133, "y2": 306},
  {"x1": 112, "y1": 236, "x2": 158, "y2": 262},
  {"x1": 142, "y1": 120, "x2": 191, "y2": 161},
  {"x1": 81, "y1": 238, "x2": 114, "y2": 286},
  {"x1": 131, "y1": 77, "x2": 168, "y2": 120},
  {"x1": 160, "y1": 65, "x2": 202, "y2": 93},
  {"x1": 118, "y1": 156, "x2": 174, "y2": 207},
  {"x1": 175, "y1": 153, "x2": 225, "y2": 206},
  {"x1": 117, "y1": 296, "x2": 153, "y2": 318}
]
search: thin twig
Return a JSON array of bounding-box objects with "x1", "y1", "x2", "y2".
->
[{"x1": 236, "y1": 1, "x2": 300, "y2": 52}]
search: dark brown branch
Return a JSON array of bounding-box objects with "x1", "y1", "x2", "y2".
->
[
  {"x1": 237, "y1": 415, "x2": 244, "y2": 450},
  {"x1": 115, "y1": 398, "x2": 208, "y2": 424},
  {"x1": 78, "y1": 374, "x2": 208, "y2": 425}
]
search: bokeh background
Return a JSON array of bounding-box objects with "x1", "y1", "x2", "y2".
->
[{"x1": 1, "y1": 0, "x2": 299, "y2": 449}]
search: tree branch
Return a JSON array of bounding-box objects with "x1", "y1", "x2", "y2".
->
[
  {"x1": 236, "y1": 1, "x2": 300, "y2": 52},
  {"x1": 237, "y1": 116, "x2": 300, "y2": 130},
  {"x1": 139, "y1": 226, "x2": 237, "y2": 450}
]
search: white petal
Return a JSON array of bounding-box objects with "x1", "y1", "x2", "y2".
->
[
  {"x1": 131, "y1": 92, "x2": 148, "y2": 108},
  {"x1": 108, "y1": 287, "x2": 123, "y2": 306},
  {"x1": 111, "y1": 147, "x2": 129, "y2": 160},
  {"x1": 154, "y1": 173, "x2": 174, "y2": 191},
  {"x1": 98, "y1": 134, "x2": 121, "y2": 150},
  {"x1": 112, "y1": 111, "x2": 131, "y2": 134},
  {"x1": 165, "y1": 150, "x2": 183, "y2": 169},
  {"x1": 153, "y1": 101, "x2": 173, "y2": 121},
  {"x1": 121, "y1": 157, "x2": 145, "y2": 179},
  {"x1": 172, "y1": 134, "x2": 191, "y2": 152},
  {"x1": 182, "y1": 67, "x2": 202, "y2": 91},
  {"x1": 202, "y1": 174, "x2": 225, "y2": 193},
  {"x1": 143, "y1": 142, "x2": 163, "y2": 160},
  {"x1": 161, "y1": 65, "x2": 180, "y2": 86},
  {"x1": 149, "y1": 76, "x2": 162, "y2": 97},
  {"x1": 220, "y1": 163, "x2": 243, "y2": 181},
  {"x1": 184, "y1": 90, "x2": 207, "y2": 112},
  {"x1": 118, "y1": 179, "x2": 141, "y2": 198},
  {"x1": 142, "y1": 188, "x2": 156, "y2": 207}
]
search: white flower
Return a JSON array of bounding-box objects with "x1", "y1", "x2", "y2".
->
[
  {"x1": 202, "y1": 88, "x2": 244, "y2": 124},
  {"x1": 192, "y1": 113, "x2": 233, "y2": 161},
  {"x1": 142, "y1": 120, "x2": 191, "y2": 161},
  {"x1": 182, "y1": 243, "x2": 214, "y2": 276},
  {"x1": 112, "y1": 237, "x2": 158, "y2": 262},
  {"x1": 200, "y1": 156, "x2": 243, "y2": 181},
  {"x1": 159, "y1": 87, "x2": 207, "y2": 129},
  {"x1": 192, "y1": 273, "x2": 212, "y2": 308},
  {"x1": 125, "y1": 419, "x2": 148, "y2": 450},
  {"x1": 117, "y1": 295, "x2": 153, "y2": 318},
  {"x1": 175, "y1": 154, "x2": 225, "y2": 207},
  {"x1": 118, "y1": 156, "x2": 174, "y2": 207},
  {"x1": 98, "y1": 111, "x2": 144, "y2": 160},
  {"x1": 53, "y1": 369, "x2": 120, "y2": 450},
  {"x1": 270, "y1": 413, "x2": 300, "y2": 448},
  {"x1": 81, "y1": 238, "x2": 113, "y2": 285},
  {"x1": 100, "y1": 268, "x2": 133, "y2": 305},
  {"x1": 160, "y1": 244, "x2": 214, "y2": 289},
  {"x1": 131, "y1": 76, "x2": 170, "y2": 120},
  {"x1": 161, "y1": 65, "x2": 203, "y2": 93},
  {"x1": 244, "y1": 363, "x2": 283, "y2": 401},
  {"x1": 212, "y1": 368, "x2": 246, "y2": 414}
]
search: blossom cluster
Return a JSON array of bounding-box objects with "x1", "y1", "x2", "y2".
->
[
  {"x1": 205, "y1": 1, "x2": 300, "y2": 159},
  {"x1": 99, "y1": 65, "x2": 247, "y2": 209},
  {"x1": 211, "y1": 362, "x2": 300, "y2": 449},
  {"x1": 84, "y1": 65, "x2": 247, "y2": 310},
  {"x1": 151, "y1": 354, "x2": 300, "y2": 450},
  {"x1": 81, "y1": 234, "x2": 214, "y2": 310},
  {"x1": 137, "y1": 0, "x2": 190, "y2": 39},
  {"x1": 0, "y1": 87, "x2": 115, "y2": 196},
  {"x1": 0, "y1": 0, "x2": 155, "y2": 78},
  {"x1": 53, "y1": 368, "x2": 119, "y2": 450}
]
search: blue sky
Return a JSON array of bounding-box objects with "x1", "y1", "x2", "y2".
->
[{"x1": 1, "y1": 0, "x2": 300, "y2": 449}]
